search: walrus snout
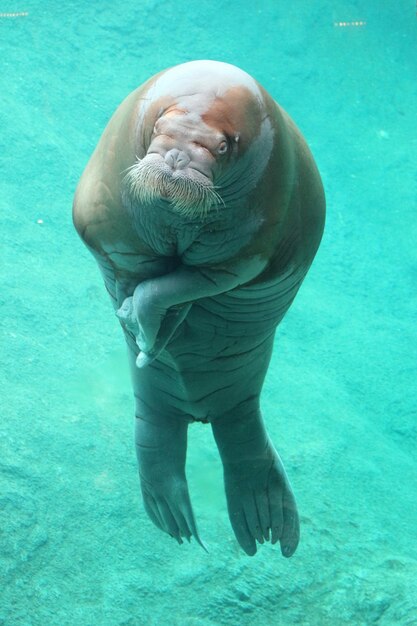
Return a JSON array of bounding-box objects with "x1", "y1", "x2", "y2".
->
[
  {"x1": 164, "y1": 148, "x2": 190, "y2": 170},
  {"x1": 123, "y1": 152, "x2": 222, "y2": 216}
]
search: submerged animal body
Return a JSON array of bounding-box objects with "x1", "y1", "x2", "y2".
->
[{"x1": 73, "y1": 60, "x2": 325, "y2": 556}]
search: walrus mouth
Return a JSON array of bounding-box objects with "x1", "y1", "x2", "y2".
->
[{"x1": 123, "y1": 154, "x2": 222, "y2": 217}]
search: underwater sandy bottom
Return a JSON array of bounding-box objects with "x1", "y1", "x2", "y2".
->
[{"x1": 1, "y1": 1, "x2": 416, "y2": 624}]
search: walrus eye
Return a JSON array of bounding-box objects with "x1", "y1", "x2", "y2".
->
[{"x1": 217, "y1": 140, "x2": 228, "y2": 155}]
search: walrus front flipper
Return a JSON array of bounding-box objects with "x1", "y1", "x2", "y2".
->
[
  {"x1": 135, "y1": 303, "x2": 192, "y2": 368},
  {"x1": 116, "y1": 297, "x2": 192, "y2": 368}
]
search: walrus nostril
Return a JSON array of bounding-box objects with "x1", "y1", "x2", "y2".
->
[{"x1": 165, "y1": 148, "x2": 190, "y2": 170}]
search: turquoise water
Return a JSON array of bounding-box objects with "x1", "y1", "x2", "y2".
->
[{"x1": 1, "y1": 1, "x2": 416, "y2": 624}]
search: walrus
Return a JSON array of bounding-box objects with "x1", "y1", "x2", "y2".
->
[{"x1": 73, "y1": 60, "x2": 325, "y2": 557}]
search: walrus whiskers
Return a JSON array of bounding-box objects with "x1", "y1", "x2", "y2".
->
[{"x1": 123, "y1": 157, "x2": 223, "y2": 218}]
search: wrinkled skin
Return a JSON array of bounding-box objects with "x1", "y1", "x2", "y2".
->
[{"x1": 73, "y1": 60, "x2": 325, "y2": 556}]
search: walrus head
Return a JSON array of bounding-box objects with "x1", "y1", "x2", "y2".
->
[
  {"x1": 123, "y1": 61, "x2": 273, "y2": 219},
  {"x1": 124, "y1": 107, "x2": 238, "y2": 217}
]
